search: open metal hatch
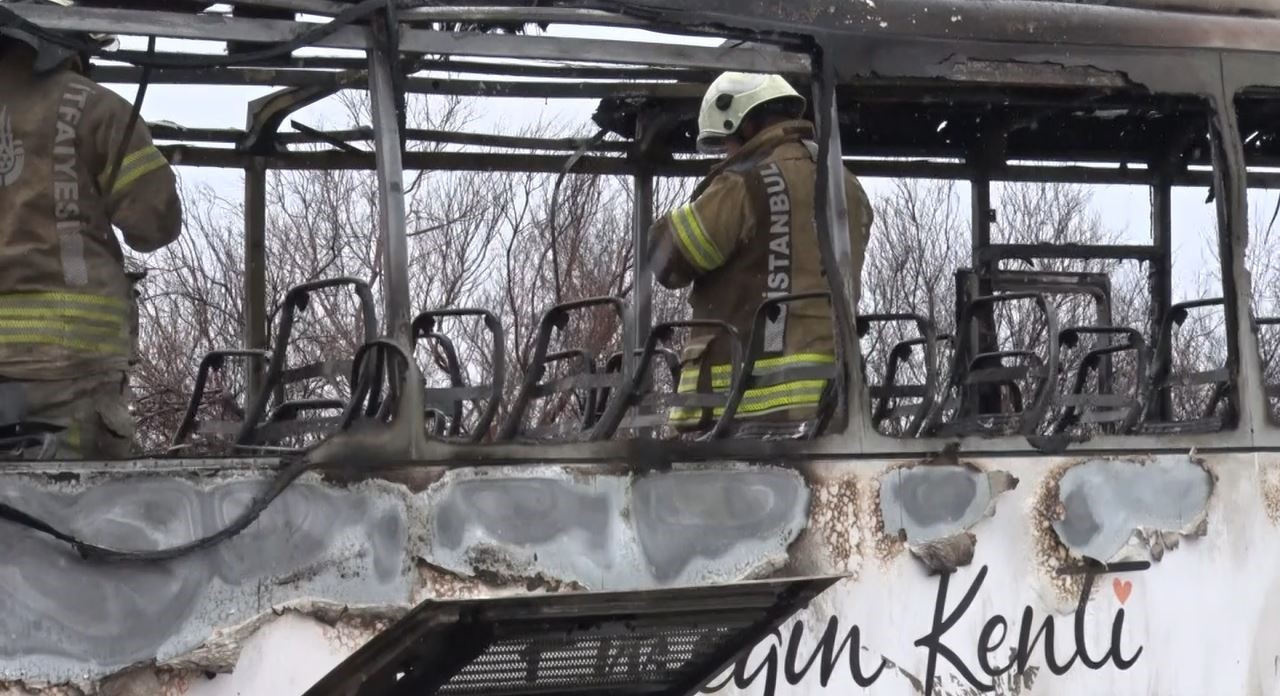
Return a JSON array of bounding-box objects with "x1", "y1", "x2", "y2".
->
[{"x1": 304, "y1": 576, "x2": 841, "y2": 696}]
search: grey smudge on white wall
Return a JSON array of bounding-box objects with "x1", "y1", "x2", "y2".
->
[
  {"x1": 879, "y1": 464, "x2": 1017, "y2": 572},
  {"x1": 424, "y1": 466, "x2": 811, "y2": 587},
  {"x1": 0, "y1": 463, "x2": 812, "y2": 687},
  {"x1": 0, "y1": 476, "x2": 412, "y2": 684},
  {"x1": 632, "y1": 470, "x2": 807, "y2": 580},
  {"x1": 880, "y1": 465, "x2": 1016, "y2": 542},
  {"x1": 1052, "y1": 456, "x2": 1213, "y2": 562}
]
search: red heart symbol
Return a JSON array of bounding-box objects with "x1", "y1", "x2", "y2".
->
[{"x1": 1113, "y1": 578, "x2": 1133, "y2": 605}]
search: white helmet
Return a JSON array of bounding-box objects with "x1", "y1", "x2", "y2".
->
[{"x1": 696, "y1": 72, "x2": 806, "y2": 155}]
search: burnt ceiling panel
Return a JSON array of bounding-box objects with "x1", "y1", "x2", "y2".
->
[{"x1": 596, "y1": 83, "x2": 1215, "y2": 167}]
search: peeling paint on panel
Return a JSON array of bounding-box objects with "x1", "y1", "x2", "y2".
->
[
  {"x1": 0, "y1": 461, "x2": 816, "y2": 691},
  {"x1": 1031, "y1": 461, "x2": 1086, "y2": 607},
  {"x1": 788, "y1": 467, "x2": 864, "y2": 578},
  {"x1": 940, "y1": 55, "x2": 1132, "y2": 87},
  {"x1": 97, "y1": 666, "x2": 206, "y2": 696},
  {"x1": 909, "y1": 532, "x2": 978, "y2": 575},
  {"x1": 0, "y1": 684, "x2": 85, "y2": 696},
  {"x1": 878, "y1": 461, "x2": 1016, "y2": 572},
  {"x1": 1051, "y1": 456, "x2": 1213, "y2": 563},
  {"x1": 867, "y1": 471, "x2": 907, "y2": 565},
  {"x1": 421, "y1": 464, "x2": 810, "y2": 589},
  {"x1": 415, "y1": 559, "x2": 510, "y2": 602},
  {"x1": 0, "y1": 475, "x2": 413, "y2": 686},
  {"x1": 413, "y1": 559, "x2": 586, "y2": 603}
]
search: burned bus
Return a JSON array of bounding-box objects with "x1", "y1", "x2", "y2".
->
[{"x1": 0, "y1": 0, "x2": 1277, "y2": 694}]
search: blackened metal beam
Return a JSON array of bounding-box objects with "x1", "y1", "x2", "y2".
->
[
  {"x1": 17, "y1": 4, "x2": 809, "y2": 73},
  {"x1": 967, "y1": 155, "x2": 998, "y2": 417},
  {"x1": 412, "y1": 58, "x2": 709, "y2": 82},
  {"x1": 977, "y1": 243, "x2": 1162, "y2": 263},
  {"x1": 290, "y1": 121, "x2": 364, "y2": 153},
  {"x1": 298, "y1": 128, "x2": 632, "y2": 152},
  {"x1": 970, "y1": 174, "x2": 993, "y2": 268},
  {"x1": 156, "y1": 143, "x2": 1245, "y2": 190},
  {"x1": 395, "y1": 76, "x2": 703, "y2": 100},
  {"x1": 613, "y1": 0, "x2": 1280, "y2": 54},
  {"x1": 630, "y1": 113, "x2": 656, "y2": 392},
  {"x1": 225, "y1": 0, "x2": 342, "y2": 14},
  {"x1": 229, "y1": 2, "x2": 653, "y2": 26},
  {"x1": 368, "y1": 24, "x2": 413, "y2": 344},
  {"x1": 150, "y1": 124, "x2": 632, "y2": 152},
  {"x1": 814, "y1": 46, "x2": 857, "y2": 437},
  {"x1": 160, "y1": 144, "x2": 704, "y2": 175},
  {"x1": 241, "y1": 73, "x2": 364, "y2": 153},
  {"x1": 397, "y1": 5, "x2": 645, "y2": 27},
  {"x1": 94, "y1": 65, "x2": 705, "y2": 99},
  {"x1": 98, "y1": 53, "x2": 709, "y2": 81},
  {"x1": 1150, "y1": 166, "x2": 1175, "y2": 421},
  {"x1": 100, "y1": 51, "x2": 359, "y2": 70}
]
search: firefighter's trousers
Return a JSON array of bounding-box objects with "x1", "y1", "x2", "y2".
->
[{"x1": 0, "y1": 371, "x2": 135, "y2": 459}]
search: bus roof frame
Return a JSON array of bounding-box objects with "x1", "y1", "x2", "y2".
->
[{"x1": 8, "y1": 0, "x2": 1279, "y2": 467}]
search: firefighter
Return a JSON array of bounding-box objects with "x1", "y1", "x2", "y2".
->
[
  {"x1": 649, "y1": 72, "x2": 873, "y2": 432},
  {"x1": 0, "y1": 8, "x2": 182, "y2": 458}
]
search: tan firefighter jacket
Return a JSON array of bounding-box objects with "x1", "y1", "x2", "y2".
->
[
  {"x1": 650, "y1": 119, "x2": 873, "y2": 425},
  {"x1": 0, "y1": 51, "x2": 181, "y2": 380}
]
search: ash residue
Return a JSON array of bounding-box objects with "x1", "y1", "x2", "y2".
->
[
  {"x1": 867, "y1": 470, "x2": 907, "y2": 565},
  {"x1": 1032, "y1": 461, "x2": 1088, "y2": 607},
  {"x1": 1259, "y1": 455, "x2": 1280, "y2": 525},
  {"x1": 797, "y1": 471, "x2": 863, "y2": 577}
]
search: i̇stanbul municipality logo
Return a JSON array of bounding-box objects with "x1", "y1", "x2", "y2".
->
[{"x1": 0, "y1": 106, "x2": 26, "y2": 188}]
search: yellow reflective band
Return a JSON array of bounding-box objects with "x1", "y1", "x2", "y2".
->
[
  {"x1": 669, "y1": 379, "x2": 828, "y2": 422},
  {"x1": 679, "y1": 204, "x2": 724, "y2": 268},
  {"x1": 64, "y1": 423, "x2": 81, "y2": 453},
  {"x1": 669, "y1": 204, "x2": 724, "y2": 272},
  {"x1": 0, "y1": 306, "x2": 126, "y2": 326},
  {"x1": 735, "y1": 381, "x2": 828, "y2": 414},
  {"x1": 104, "y1": 145, "x2": 168, "y2": 196},
  {"x1": 670, "y1": 207, "x2": 714, "y2": 272},
  {"x1": 0, "y1": 293, "x2": 130, "y2": 356},
  {"x1": 0, "y1": 318, "x2": 123, "y2": 336},
  {"x1": 677, "y1": 353, "x2": 837, "y2": 392},
  {"x1": 0, "y1": 291, "x2": 129, "y2": 311},
  {"x1": 0, "y1": 333, "x2": 127, "y2": 355}
]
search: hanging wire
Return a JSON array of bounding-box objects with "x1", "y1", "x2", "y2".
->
[
  {"x1": 102, "y1": 35, "x2": 155, "y2": 197},
  {"x1": 547, "y1": 128, "x2": 608, "y2": 304}
]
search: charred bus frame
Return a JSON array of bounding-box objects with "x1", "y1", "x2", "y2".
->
[{"x1": 9, "y1": 0, "x2": 1280, "y2": 468}]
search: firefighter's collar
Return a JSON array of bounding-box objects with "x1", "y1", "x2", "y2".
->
[{"x1": 708, "y1": 119, "x2": 816, "y2": 178}]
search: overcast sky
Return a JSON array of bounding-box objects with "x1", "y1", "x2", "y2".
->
[{"x1": 102, "y1": 23, "x2": 1225, "y2": 306}]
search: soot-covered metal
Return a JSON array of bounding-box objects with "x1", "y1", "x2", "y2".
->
[{"x1": 599, "y1": 87, "x2": 1215, "y2": 172}]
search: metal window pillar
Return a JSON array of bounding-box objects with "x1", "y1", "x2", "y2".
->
[
  {"x1": 367, "y1": 23, "x2": 413, "y2": 345},
  {"x1": 813, "y1": 48, "x2": 858, "y2": 437},
  {"x1": 970, "y1": 177, "x2": 993, "y2": 272},
  {"x1": 1150, "y1": 164, "x2": 1175, "y2": 421},
  {"x1": 630, "y1": 175, "x2": 654, "y2": 335},
  {"x1": 244, "y1": 157, "x2": 268, "y2": 405},
  {"x1": 630, "y1": 112, "x2": 656, "y2": 383},
  {"x1": 1215, "y1": 104, "x2": 1263, "y2": 435},
  {"x1": 967, "y1": 136, "x2": 1001, "y2": 416}
]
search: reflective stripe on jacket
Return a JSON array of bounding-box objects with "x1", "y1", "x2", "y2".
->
[
  {"x1": 0, "y1": 291, "x2": 130, "y2": 356},
  {"x1": 0, "y1": 50, "x2": 181, "y2": 379},
  {"x1": 649, "y1": 119, "x2": 873, "y2": 426},
  {"x1": 669, "y1": 353, "x2": 837, "y2": 423}
]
